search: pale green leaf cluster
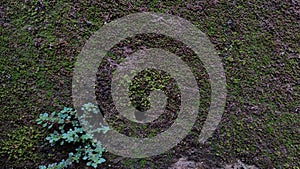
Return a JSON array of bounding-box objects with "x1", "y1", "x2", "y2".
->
[{"x1": 37, "y1": 103, "x2": 109, "y2": 169}]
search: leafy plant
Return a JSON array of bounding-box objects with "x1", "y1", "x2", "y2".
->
[{"x1": 36, "y1": 103, "x2": 109, "y2": 169}]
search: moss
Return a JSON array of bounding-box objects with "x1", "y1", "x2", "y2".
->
[
  {"x1": 1, "y1": 0, "x2": 299, "y2": 168},
  {"x1": 0, "y1": 126, "x2": 44, "y2": 167}
]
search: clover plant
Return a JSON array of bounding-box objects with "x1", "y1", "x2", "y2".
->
[{"x1": 36, "y1": 103, "x2": 109, "y2": 169}]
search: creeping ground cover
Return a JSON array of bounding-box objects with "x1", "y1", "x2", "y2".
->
[{"x1": 1, "y1": 0, "x2": 299, "y2": 168}]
